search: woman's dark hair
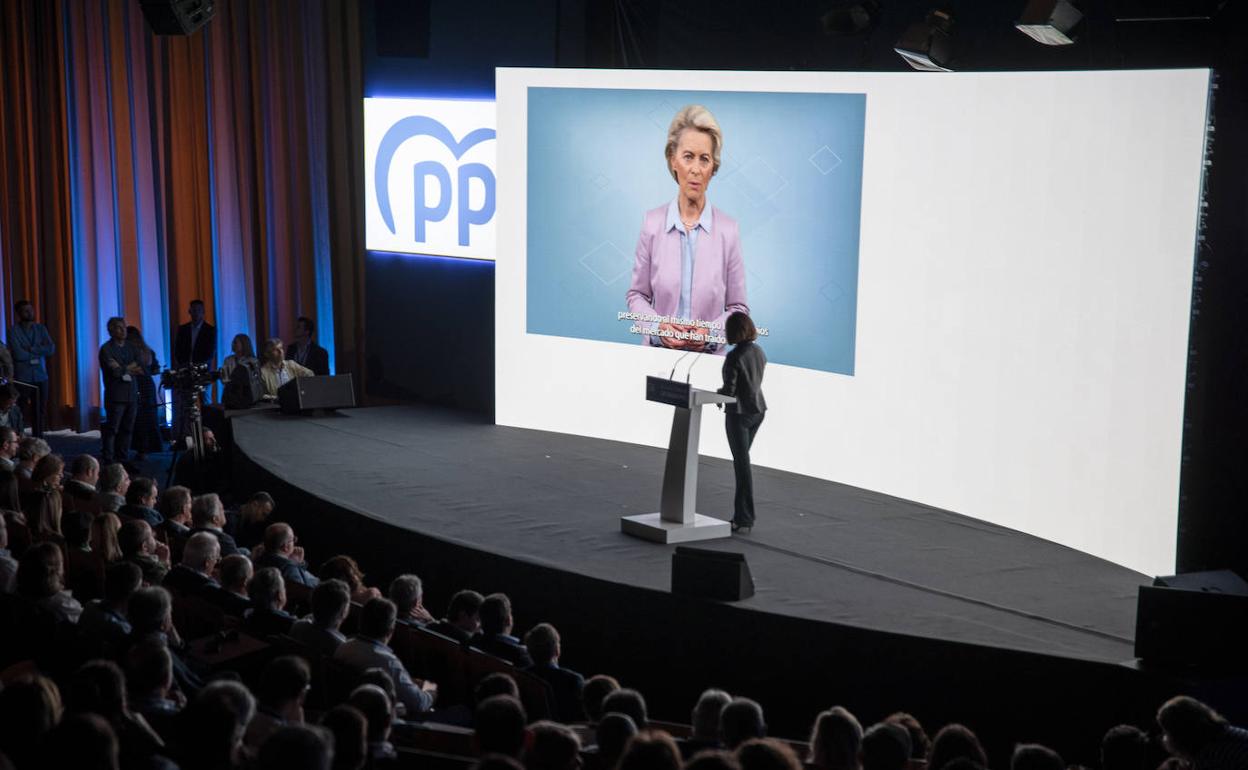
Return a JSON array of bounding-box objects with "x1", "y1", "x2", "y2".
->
[
  {"x1": 1157, "y1": 696, "x2": 1228, "y2": 759},
  {"x1": 928, "y1": 724, "x2": 988, "y2": 770},
  {"x1": 725, "y1": 312, "x2": 758, "y2": 345}
]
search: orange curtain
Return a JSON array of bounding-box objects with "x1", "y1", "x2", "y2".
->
[{"x1": 0, "y1": 0, "x2": 364, "y2": 430}]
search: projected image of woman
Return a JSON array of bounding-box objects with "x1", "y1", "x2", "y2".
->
[{"x1": 626, "y1": 105, "x2": 748, "y2": 352}]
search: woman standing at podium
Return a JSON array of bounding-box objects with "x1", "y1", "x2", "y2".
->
[{"x1": 718, "y1": 311, "x2": 767, "y2": 534}]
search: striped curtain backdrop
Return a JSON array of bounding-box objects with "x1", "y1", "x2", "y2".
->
[{"x1": 0, "y1": 0, "x2": 364, "y2": 430}]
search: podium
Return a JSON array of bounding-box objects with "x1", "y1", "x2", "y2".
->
[{"x1": 621, "y1": 376, "x2": 736, "y2": 544}]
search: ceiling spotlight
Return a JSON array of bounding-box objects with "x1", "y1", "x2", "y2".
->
[
  {"x1": 894, "y1": 10, "x2": 956, "y2": 72},
  {"x1": 1016, "y1": 0, "x2": 1083, "y2": 45},
  {"x1": 820, "y1": 1, "x2": 882, "y2": 36}
]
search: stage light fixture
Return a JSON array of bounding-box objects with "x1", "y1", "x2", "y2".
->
[
  {"x1": 820, "y1": 1, "x2": 882, "y2": 36},
  {"x1": 1015, "y1": 0, "x2": 1083, "y2": 45},
  {"x1": 894, "y1": 10, "x2": 956, "y2": 72}
]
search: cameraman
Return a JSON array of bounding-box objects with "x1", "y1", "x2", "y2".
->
[{"x1": 99, "y1": 317, "x2": 141, "y2": 463}]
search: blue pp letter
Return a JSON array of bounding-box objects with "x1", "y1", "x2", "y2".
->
[
  {"x1": 457, "y1": 162, "x2": 495, "y2": 247},
  {"x1": 413, "y1": 161, "x2": 451, "y2": 243}
]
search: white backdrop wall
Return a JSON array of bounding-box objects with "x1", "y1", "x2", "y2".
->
[{"x1": 495, "y1": 68, "x2": 1210, "y2": 577}]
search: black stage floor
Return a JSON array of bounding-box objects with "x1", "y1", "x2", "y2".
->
[{"x1": 232, "y1": 405, "x2": 1176, "y2": 761}]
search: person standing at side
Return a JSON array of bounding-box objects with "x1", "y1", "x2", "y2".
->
[
  {"x1": 8, "y1": 300, "x2": 55, "y2": 434},
  {"x1": 99, "y1": 317, "x2": 140, "y2": 463},
  {"x1": 171, "y1": 299, "x2": 216, "y2": 445},
  {"x1": 126, "y1": 326, "x2": 163, "y2": 459},
  {"x1": 717, "y1": 312, "x2": 766, "y2": 534}
]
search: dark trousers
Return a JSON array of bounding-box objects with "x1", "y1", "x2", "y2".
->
[
  {"x1": 725, "y1": 410, "x2": 765, "y2": 527},
  {"x1": 101, "y1": 400, "x2": 137, "y2": 462}
]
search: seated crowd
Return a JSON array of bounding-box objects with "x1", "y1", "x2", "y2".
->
[{"x1": 0, "y1": 451, "x2": 1242, "y2": 770}]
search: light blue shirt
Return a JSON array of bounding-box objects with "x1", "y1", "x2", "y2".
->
[{"x1": 665, "y1": 198, "x2": 713, "y2": 322}]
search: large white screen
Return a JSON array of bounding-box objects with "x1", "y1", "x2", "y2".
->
[{"x1": 496, "y1": 68, "x2": 1209, "y2": 577}]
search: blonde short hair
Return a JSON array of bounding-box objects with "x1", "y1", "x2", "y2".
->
[{"x1": 665, "y1": 104, "x2": 723, "y2": 181}]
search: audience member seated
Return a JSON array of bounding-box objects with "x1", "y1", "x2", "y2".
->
[
  {"x1": 120, "y1": 476, "x2": 164, "y2": 527},
  {"x1": 64, "y1": 454, "x2": 101, "y2": 513},
  {"x1": 255, "y1": 522, "x2": 318, "y2": 587},
  {"x1": 1010, "y1": 744, "x2": 1062, "y2": 770},
  {"x1": 157, "y1": 485, "x2": 194, "y2": 542},
  {"x1": 618, "y1": 730, "x2": 683, "y2": 770},
  {"x1": 126, "y1": 586, "x2": 202, "y2": 698},
  {"x1": 319, "y1": 703, "x2": 368, "y2": 770},
  {"x1": 602, "y1": 688, "x2": 649, "y2": 731},
  {"x1": 0, "y1": 426, "x2": 17, "y2": 473},
  {"x1": 119, "y1": 518, "x2": 171, "y2": 585},
  {"x1": 172, "y1": 679, "x2": 256, "y2": 770},
  {"x1": 259, "y1": 337, "x2": 315, "y2": 397},
  {"x1": 321, "y1": 554, "x2": 381, "y2": 604},
  {"x1": 26, "y1": 453, "x2": 65, "y2": 547},
  {"x1": 15, "y1": 435, "x2": 50, "y2": 481},
  {"x1": 234, "y1": 491, "x2": 275, "y2": 551},
  {"x1": 476, "y1": 672, "x2": 521, "y2": 706},
  {"x1": 679, "y1": 688, "x2": 731, "y2": 759},
  {"x1": 0, "y1": 386, "x2": 23, "y2": 435},
  {"x1": 18, "y1": 540, "x2": 83, "y2": 623},
  {"x1": 211, "y1": 553, "x2": 254, "y2": 616},
  {"x1": 526, "y1": 720, "x2": 582, "y2": 770},
  {"x1": 80, "y1": 561, "x2": 142, "y2": 659},
  {"x1": 289, "y1": 578, "x2": 352, "y2": 657},
  {"x1": 387, "y1": 572, "x2": 433, "y2": 626},
  {"x1": 349, "y1": 683, "x2": 399, "y2": 769},
  {"x1": 334, "y1": 597, "x2": 436, "y2": 716},
  {"x1": 476, "y1": 694, "x2": 529, "y2": 759},
  {"x1": 0, "y1": 672, "x2": 64, "y2": 770},
  {"x1": 687, "y1": 750, "x2": 743, "y2": 770},
  {"x1": 45, "y1": 711, "x2": 123, "y2": 770},
  {"x1": 91, "y1": 511, "x2": 124, "y2": 564},
  {"x1": 1157, "y1": 695, "x2": 1248, "y2": 770},
  {"x1": 427, "y1": 588, "x2": 483, "y2": 643},
  {"x1": 63, "y1": 509, "x2": 105, "y2": 600},
  {"x1": 582, "y1": 674, "x2": 620, "y2": 724},
  {"x1": 163, "y1": 530, "x2": 222, "y2": 598},
  {"x1": 0, "y1": 512, "x2": 17, "y2": 593},
  {"x1": 738, "y1": 738, "x2": 803, "y2": 770},
  {"x1": 190, "y1": 492, "x2": 246, "y2": 557},
  {"x1": 473, "y1": 592, "x2": 533, "y2": 667},
  {"x1": 928, "y1": 725, "x2": 989, "y2": 770},
  {"x1": 65, "y1": 658, "x2": 173, "y2": 769},
  {"x1": 862, "y1": 723, "x2": 912, "y2": 770},
  {"x1": 356, "y1": 667, "x2": 403, "y2": 725},
  {"x1": 1101, "y1": 724, "x2": 1151, "y2": 770},
  {"x1": 523, "y1": 622, "x2": 586, "y2": 723},
  {"x1": 245, "y1": 566, "x2": 297, "y2": 637},
  {"x1": 126, "y1": 639, "x2": 184, "y2": 742},
  {"x1": 243, "y1": 655, "x2": 312, "y2": 755},
  {"x1": 810, "y1": 706, "x2": 863, "y2": 770},
  {"x1": 594, "y1": 713, "x2": 638, "y2": 770},
  {"x1": 257, "y1": 723, "x2": 334, "y2": 770},
  {"x1": 721, "y1": 697, "x2": 766, "y2": 751},
  {"x1": 97, "y1": 462, "x2": 130, "y2": 514}
]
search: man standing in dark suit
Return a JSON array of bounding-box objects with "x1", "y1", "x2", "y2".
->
[
  {"x1": 523, "y1": 623, "x2": 586, "y2": 722},
  {"x1": 286, "y1": 316, "x2": 329, "y2": 376},
  {"x1": 99, "y1": 317, "x2": 140, "y2": 463},
  {"x1": 172, "y1": 299, "x2": 216, "y2": 444},
  {"x1": 8, "y1": 300, "x2": 55, "y2": 434}
]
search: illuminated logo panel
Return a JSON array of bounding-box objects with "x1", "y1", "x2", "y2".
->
[{"x1": 364, "y1": 97, "x2": 497, "y2": 260}]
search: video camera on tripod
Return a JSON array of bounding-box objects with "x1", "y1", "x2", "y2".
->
[{"x1": 160, "y1": 363, "x2": 220, "y2": 465}]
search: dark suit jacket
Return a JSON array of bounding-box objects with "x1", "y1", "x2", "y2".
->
[
  {"x1": 189, "y1": 526, "x2": 245, "y2": 558},
  {"x1": 203, "y1": 587, "x2": 252, "y2": 617},
  {"x1": 472, "y1": 632, "x2": 533, "y2": 668},
  {"x1": 99, "y1": 340, "x2": 139, "y2": 403},
  {"x1": 173, "y1": 321, "x2": 216, "y2": 367},
  {"x1": 286, "y1": 341, "x2": 329, "y2": 376},
  {"x1": 162, "y1": 564, "x2": 219, "y2": 598},
  {"x1": 525, "y1": 662, "x2": 587, "y2": 722},
  {"x1": 718, "y1": 340, "x2": 767, "y2": 414},
  {"x1": 426, "y1": 619, "x2": 472, "y2": 645}
]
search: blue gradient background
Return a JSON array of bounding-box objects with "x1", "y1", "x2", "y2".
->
[{"x1": 526, "y1": 88, "x2": 865, "y2": 375}]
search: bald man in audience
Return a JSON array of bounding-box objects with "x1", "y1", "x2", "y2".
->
[
  {"x1": 163, "y1": 531, "x2": 221, "y2": 598},
  {"x1": 255, "y1": 522, "x2": 318, "y2": 587}
]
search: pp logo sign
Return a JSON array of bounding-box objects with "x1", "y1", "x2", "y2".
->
[{"x1": 364, "y1": 97, "x2": 497, "y2": 260}]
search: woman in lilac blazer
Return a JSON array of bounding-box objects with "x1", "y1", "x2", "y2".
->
[{"x1": 626, "y1": 105, "x2": 748, "y2": 353}]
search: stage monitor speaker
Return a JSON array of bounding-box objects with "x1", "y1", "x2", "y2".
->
[
  {"x1": 140, "y1": 0, "x2": 215, "y2": 36},
  {"x1": 1134, "y1": 570, "x2": 1248, "y2": 666},
  {"x1": 278, "y1": 374, "x2": 356, "y2": 415},
  {"x1": 672, "y1": 546, "x2": 754, "y2": 602}
]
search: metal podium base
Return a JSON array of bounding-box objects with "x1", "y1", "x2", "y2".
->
[{"x1": 620, "y1": 512, "x2": 732, "y2": 544}]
